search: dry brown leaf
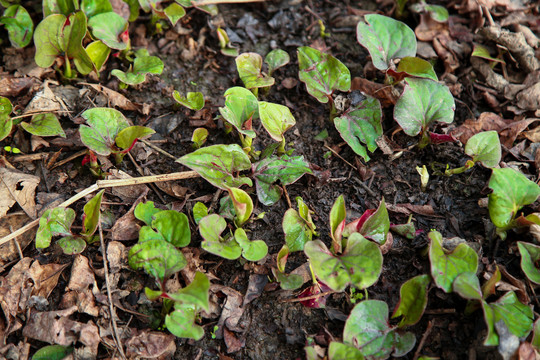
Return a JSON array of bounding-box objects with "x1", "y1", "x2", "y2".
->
[
  {"x1": 110, "y1": 189, "x2": 149, "y2": 241},
  {"x1": 0, "y1": 214, "x2": 36, "y2": 266},
  {"x1": 243, "y1": 274, "x2": 267, "y2": 307},
  {"x1": 0, "y1": 258, "x2": 33, "y2": 338},
  {"x1": 452, "y1": 112, "x2": 512, "y2": 144},
  {"x1": 0, "y1": 75, "x2": 39, "y2": 97},
  {"x1": 110, "y1": 0, "x2": 130, "y2": 20},
  {"x1": 224, "y1": 326, "x2": 245, "y2": 353},
  {"x1": 351, "y1": 77, "x2": 398, "y2": 107},
  {"x1": 108, "y1": 169, "x2": 150, "y2": 202},
  {"x1": 28, "y1": 261, "x2": 66, "y2": 299},
  {"x1": 432, "y1": 34, "x2": 460, "y2": 75},
  {"x1": 516, "y1": 82, "x2": 540, "y2": 111},
  {"x1": 107, "y1": 241, "x2": 127, "y2": 274},
  {"x1": 82, "y1": 83, "x2": 139, "y2": 112},
  {"x1": 125, "y1": 330, "x2": 176, "y2": 359},
  {"x1": 518, "y1": 342, "x2": 540, "y2": 360},
  {"x1": 498, "y1": 265, "x2": 529, "y2": 304},
  {"x1": 0, "y1": 167, "x2": 40, "y2": 218},
  {"x1": 415, "y1": 13, "x2": 448, "y2": 42},
  {"x1": 213, "y1": 285, "x2": 244, "y2": 338},
  {"x1": 24, "y1": 81, "x2": 63, "y2": 114},
  {"x1": 61, "y1": 255, "x2": 100, "y2": 317}
]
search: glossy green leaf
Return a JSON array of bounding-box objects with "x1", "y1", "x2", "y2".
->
[
  {"x1": 359, "y1": 198, "x2": 390, "y2": 245},
  {"x1": 20, "y1": 113, "x2": 66, "y2": 138},
  {"x1": 218, "y1": 87, "x2": 258, "y2": 138},
  {"x1": 482, "y1": 291, "x2": 533, "y2": 346},
  {"x1": 79, "y1": 107, "x2": 129, "y2": 155},
  {"x1": 518, "y1": 241, "x2": 540, "y2": 284},
  {"x1": 297, "y1": 46, "x2": 351, "y2": 103},
  {"x1": 42, "y1": 0, "x2": 77, "y2": 17},
  {"x1": 328, "y1": 342, "x2": 365, "y2": 360},
  {"x1": 258, "y1": 101, "x2": 296, "y2": 142},
  {"x1": 173, "y1": 90, "x2": 204, "y2": 111},
  {"x1": 283, "y1": 208, "x2": 313, "y2": 252},
  {"x1": 138, "y1": 225, "x2": 165, "y2": 243},
  {"x1": 252, "y1": 155, "x2": 312, "y2": 206},
  {"x1": 452, "y1": 272, "x2": 482, "y2": 300},
  {"x1": 199, "y1": 214, "x2": 242, "y2": 260},
  {"x1": 152, "y1": 210, "x2": 191, "y2": 247},
  {"x1": 116, "y1": 126, "x2": 155, "y2": 150},
  {"x1": 334, "y1": 95, "x2": 382, "y2": 162},
  {"x1": 111, "y1": 54, "x2": 164, "y2": 85},
  {"x1": 167, "y1": 271, "x2": 210, "y2": 312},
  {"x1": 0, "y1": 5, "x2": 33, "y2": 48},
  {"x1": 330, "y1": 195, "x2": 346, "y2": 251},
  {"x1": 217, "y1": 27, "x2": 238, "y2": 57},
  {"x1": 344, "y1": 300, "x2": 416, "y2": 359},
  {"x1": 128, "y1": 239, "x2": 187, "y2": 281},
  {"x1": 0, "y1": 96, "x2": 13, "y2": 141},
  {"x1": 177, "y1": 144, "x2": 253, "y2": 189},
  {"x1": 32, "y1": 344, "x2": 73, "y2": 360},
  {"x1": 234, "y1": 228, "x2": 268, "y2": 261},
  {"x1": 192, "y1": 202, "x2": 208, "y2": 225},
  {"x1": 36, "y1": 207, "x2": 76, "y2": 249},
  {"x1": 88, "y1": 12, "x2": 128, "y2": 50},
  {"x1": 82, "y1": 189, "x2": 104, "y2": 237},
  {"x1": 532, "y1": 319, "x2": 540, "y2": 350},
  {"x1": 410, "y1": 3, "x2": 449, "y2": 22},
  {"x1": 429, "y1": 230, "x2": 478, "y2": 293},
  {"x1": 57, "y1": 236, "x2": 86, "y2": 255},
  {"x1": 356, "y1": 14, "x2": 416, "y2": 70},
  {"x1": 191, "y1": 127, "x2": 208, "y2": 148},
  {"x1": 272, "y1": 268, "x2": 303, "y2": 290},
  {"x1": 276, "y1": 245, "x2": 289, "y2": 273},
  {"x1": 228, "y1": 187, "x2": 253, "y2": 226},
  {"x1": 488, "y1": 168, "x2": 540, "y2": 229},
  {"x1": 164, "y1": 2, "x2": 186, "y2": 26},
  {"x1": 235, "y1": 52, "x2": 274, "y2": 89},
  {"x1": 465, "y1": 131, "x2": 501, "y2": 168},
  {"x1": 86, "y1": 40, "x2": 111, "y2": 71},
  {"x1": 390, "y1": 221, "x2": 416, "y2": 240},
  {"x1": 394, "y1": 78, "x2": 455, "y2": 137},
  {"x1": 81, "y1": 0, "x2": 113, "y2": 18},
  {"x1": 34, "y1": 11, "x2": 94, "y2": 75},
  {"x1": 394, "y1": 56, "x2": 438, "y2": 81},
  {"x1": 471, "y1": 44, "x2": 505, "y2": 64},
  {"x1": 265, "y1": 49, "x2": 290, "y2": 76},
  {"x1": 304, "y1": 233, "x2": 383, "y2": 292},
  {"x1": 134, "y1": 201, "x2": 161, "y2": 226},
  {"x1": 392, "y1": 274, "x2": 430, "y2": 327},
  {"x1": 165, "y1": 303, "x2": 204, "y2": 340}
]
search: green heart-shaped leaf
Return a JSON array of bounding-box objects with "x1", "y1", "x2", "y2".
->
[
  {"x1": 36, "y1": 207, "x2": 76, "y2": 249},
  {"x1": 134, "y1": 201, "x2": 161, "y2": 226},
  {"x1": 151, "y1": 210, "x2": 191, "y2": 247},
  {"x1": 0, "y1": 96, "x2": 13, "y2": 141},
  {"x1": 297, "y1": 46, "x2": 351, "y2": 103},
  {"x1": 394, "y1": 78, "x2": 455, "y2": 137},
  {"x1": 192, "y1": 202, "x2": 208, "y2": 225},
  {"x1": 164, "y1": 2, "x2": 186, "y2": 26},
  {"x1": 481, "y1": 291, "x2": 533, "y2": 346},
  {"x1": 167, "y1": 271, "x2": 210, "y2": 311},
  {"x1": 88, "y1": 12, "x2": 128, "y2": 50},
  {"x1": 330, "y1": 195, "x2": 346, "y2": 251},
  {"x1": 199, "y1": 214, "x2": 242, "y2": 260},
  {"x1": 165, "y1": 303, "x2": 204, "y2": 340},
  {"x1": 272, "y1": 268, "x2": 303, "y2": 290},
  {"x1": 173, "y1": 90, "x2": 204, "y2": 111},
  {"x1": 191, "y1": 127, "x2": 208, "y2": 148},
  {"x1": 518, "y1": 241, "x2": 540, "y2": 284},
  {"x1": 86, "y1": 40, "x2": 110, "y2": 71},
  {"x1": 177, "y1": 144, "x2": 253, "y2": 189},
  {"x1": 57, "y1": 236, "x2": 86, "y2": 255},
  {"x1": 334, "y1": 94, "x2": 382, "y2": 162},
  {"x1": 79, "y1": 107, "x2": 129, "y2": 155},
  {"x1": 129, "y1": 238, "x2": 187, "y2": 281},
  {"x1": 265, "y1": 49, "x2": 290, "y2": 76},
  {"x1": 258, "y1": 101, "x2": 296, "y2": 142},
  {"x1": 111, "y1": 54, "x2": 163, "y2": 85},
  {"x1": 392, "y1": 274, "x2": 430, "y2": 327},
  {"x1": 452, "y1": 272, "x2": 482, "y2": 300},
  {"x1": 283, "y1": 208, "x2": 313, "y2": 252},
  {"x1": 344, "y1": 300, "x2": 416, "y2": 359},
  {"x1": 235, "y1": 52, "x2": 274, "y2": 89},
  {"x1": 356, "y1": 14, "x2": 416, "y2": 71},
  {"x1": 82, "y1": 189, "x2": 104, "y2": 237},
  {"x1": 410, "y1": 3, "x2": 449, "y2": 23},
  {"x1": 327, "y1": 342, "x2": 365, "y2": 360},
  {"x1": 234, "y1": 228, "x2": 268, "y2": 261},
  {"x1": 465, "y1": 131, "x2": 501, "y2": 168},
  {"x1": 20, "y1": 113, "x2": 66, "y2": 138},
  {"x1": 488, "y1": 168, "x2": 540, "y2": 229},
  {"x1": 115, "y1": 125, "x2": 155, "y2": 150},
  {"x1": 252, "y1": 155, "x2": 312, "y2": 206},
  {"x1": 0, "y1": 5, "x2": 34, "y2": 48},
  {"x1": 42, "y1": 0, "x2": 77, "y2": 17},
  {"x1": 394, "y1": 56, "x2": 438, "y2": 81},
  {"x1": 32, "y1": 344, "x2": 73, "y2": 360},
  {"x1": 428, "y1": 230, "x2": 478, "y2": 293},
  {"x1": 218, "y1": 87, "x2": 258, "y2": 138},
  {"x1": 359, "y1": 198, "x2": 390, "y2": 245},
  {"x1": 304, "y1": 233, "x2": 383, "y2": 292},
  {"x1": 81, "y1": 0, "x2": 113, "y2": 18}
]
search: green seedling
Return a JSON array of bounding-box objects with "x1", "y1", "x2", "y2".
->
[
  {"x1": 177, "y1": 143, "x2": 253, "y2": 189},
  {"x1": 80, "y1": 0, "x2": 113, "y2": 18},
  {"x1": 387, "y1": 56, "x2": 438, "y2": 83},
  {"x1": 192, "y1": 202, "x2": 208, "y2": 225},
  {"x1": 428, "y1": 230, "x2": 478, "y2": 293},
  {"x1": 259, "y1": 101, "x2": 296, "y2": 154},
  {"x1": 20, "y1": 113, "x2": 66, "y2": 138},
  {"x1": 32, "y1": 344, "x2": 73, "y2": 360},
  {"x1": 228, "y1": 186, "x2": 253, "y2": 227},
  {"x1": 235, "y1": 52, "x2": 275, "y2": 91},
  {"x1": 272, "y1": 244, "x2": 303, "y2": 290},
  {"x1": 173, "y1": 90, "x2": 205, "y2": 111},
  {"x1": 282, "y1": 196, "x2": 317, "y2": 253},
  {"x1": 129, "y1": 201, "x2": 190, "y2": 284},
  {"x1": 34, "y1": 10, "x2": 95, "y2": 78},
  {"x1": 111, "y1": 49, "x2": 164, "y2": 87},
  {"x1": 252, "y1": 154, "x2": 312, "y2": 206},
  {"x1": 487, "y1": 167, "x2": 540, "y2": 238},
  {"x1": 333, "y1": 94, "x2": 382, "y2": 162},
  {"x1": 35, "y1": 190, "x2": 105, "y2": 254},
  {"x1": 218, "y1": 87, "x2": 258, "y2": 152},
  {"x1": 3, "y1": 146, "x2": 21, "y2": 154},
  {"x1": 217, "y1": 27, "x2": 239, "y2": 57},
  {"x1": 0, "y1": 5, "x2": 33, "y2": 48},
  {"x1": 533, "y1": 320, "x2": 540, "y2": 350},
  {"x1": 79, "y1": 107, "x2": 155, "y2": 164},
  {"x1": 417, "y1": 165, "x2": 429, "y2": 191},
  {"x1": 191, "y1": 127, "x2": 208, "y2": 149},
  {"x1": 265, "y1": 49, "x2": 290, "y2": 77},
  {"x1": 394, "y1": 78, "x2": 455, "y2": 148},
  {"x1": 517, "y1": 241, "x2": 540, "y2": 284},
  {"x1": 0, "y1": 96, "x2": 13, "y2": 141},
  {"x1": 471, "y1": 44, "x2": 506, "y2": 66},
  {"x1": 328, "y1": 300, "x2": 416, "y2": 359},
  {"x1": 356, "y1": 14, "x2": 417, "y2": 71},
  {"x1": 139, "y1": 0, "x2": 216, "y2": 26},
  {"x1": 88, "y1": 11, "x2": 129, "y2": 50},
  {"x1": 409, "y1": 1, "x2": 449, "y2": 23},
  {"x1": 297, "y1": 46, "x2": 351, "y2": 120},
  {"x1": 390, "y1": 215, "x2": 417, "y2": 240},
  {"x1": 42, "y1": 0, "x2": 77, "y2": 17},
  {"x1": 445, "y1": 131, "x2": 501, "y2": 175},
  {"x1": 85, "y1": 40, "x2": 111, "y2": 72},
  {"x1": 392, "y1": 274, "x2": 430, "y2": 327}
]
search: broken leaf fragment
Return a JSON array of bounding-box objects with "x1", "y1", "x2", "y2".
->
[
  {"x1": 265, "y1": 49, "x2": 290, "y2": 76},
  {"x1": 199, "y1": 214, "x2": 242, "y2": 260}
]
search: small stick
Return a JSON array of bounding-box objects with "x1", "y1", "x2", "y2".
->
[
  {"x1": 10, "y1": 110, "x2": 71, "y2": 120},
  {"x1": 282, "y1": 290, "x2": 336, "y2": 303},
  {"x1": 324, "y1": 145, "x2": 357, "y2": 170},
  {"x1": 282, "y1": 185, "x2": 292, "y2": 209},
  {"x1": 8, "y1": 226, "x2": 23, "y2": 260},
  {"x1": 140, "y1": 139, "x2": 176, "y2": 160},
  {"x1": 127, "y1": 152, "x2": 166, "y2": 204},
  {"x1": 413, "y1": 320, "x2": 435, "y2": 360},
  {"x1": 50, "y1": 149, "x2": 87, "y2": 170},
  {"x1": 0, "y1": 171, "x2": 199, "y2": 247},
  {"x1": 10, "y1": 153, "x2": 49, "y2": 162},
  {"x1": 353, "y1": 177, "x2": 378, "y2": 198}
]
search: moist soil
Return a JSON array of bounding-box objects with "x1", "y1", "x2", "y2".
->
[{"x1": 1, "y1": 0, "x2": 538, "y2": 359}]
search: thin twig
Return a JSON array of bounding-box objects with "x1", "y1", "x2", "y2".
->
[
  {"x1": 413, "y1": 320, "x2": 435, "y2": 360},
  {"x1": 50, "y1": 149, "x2": 87, "y2": 170},
  {"x1": 282, "y1": 185, "x2": 292, "y2": 209},
  {"x1": 99, "y1": 222, "x2": 126, "y2": 360},
  {"x1": 282, "y1": 290, "x2": 336, "y2": 303},
  {"x1": 0, "y1": 171, "x2": 199, "y2": 247},
  {"x1": 10, "y1": 110, "x2": 71, "y2": 120},
  {"x1": 127, "y1": 152, "x2": 166, "y2": 203},
  {"x1": 352, "y1": 177, "x2": 378, "y2": 198},
  {"x1": 324, "y1": 145, "x2": 357, "y2": 170},
  {"x1": 8, "y1": 226, "x2": 23, "y2": 260},
  {"x1": 140, "y1": 139, "x2": 176, "y2": 160}
]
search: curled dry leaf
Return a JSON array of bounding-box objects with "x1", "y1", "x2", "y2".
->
[
  {"x1": 0, "y1": 258, "x2": 33, "y2": 336},
  {"x1": 0, "y1": 168, "x2": 40, "y2": 218},
  {"x1": 351, "y1": 77, "x2": 398, "y2": 107},
  {"x1": 125, "y1": 330, "x2": 176, "y2": 359},
  {"x1": 213, "y1": 285, "x2": 245, "y2": 339},
  {"x1": 83, "y1": 83, "x2": 140, "y2": 112},
  {"x1": 24, "y1": 82, "x2": 63, "y2": 114},
  {"x1": 61, "y1": 255, "x2": 99, "y2": 317},
  {"x1": 0, "y1": 75, "x2": 39, "y2": 97},
  {"x1": 0, "y1": 214, "x2": 36, "y2": 266},
  {"x1": 110, "y1": 187, "x2": 149, "y2": 241}
]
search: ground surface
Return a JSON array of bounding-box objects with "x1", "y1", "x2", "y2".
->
[{"x1": 1, "y1": 0, "x2": 540, "y2": 359}]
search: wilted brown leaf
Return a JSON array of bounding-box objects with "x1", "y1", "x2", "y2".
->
[
  {"x1": 0, "y1": 214, "x2": 35, "y2": 266},
  {"x1": 24, "y1": 81, "x2": 63, "y2": 114},
  {"x1": 0, "y1": 258, "x2": 33, "y2": 338},
  {"x1": 61, "y1": 255, "x2": 99, "y2": 317},
  {"x1": 518, "y1": 342, "x2": 539, "y2": 360},
  {"x1": 351, "y1": 77, "x2": 398, "y2": 107},
  {"x1": 0, "y1": 168, "x2": 40, "y2": 218},
  {"x1": 0, "y1": 75, "x2": 39, "y2": 97},
  {"x1": 28, "y1": 261, "x2": 66, "y2": 299},
  {"x1": 213, "y1": 285, "x2": 244, "y2": 338},
  {"x1": 125, "y1": 330, "x2": 176, "y2": 359},
  {"x1": 224, "y1": 326, "x2": 245, "y2": 353},
  {"x1": 82, "y1": 83, "x2": 140, "y2": 112},
  {"x1": 111, "y1": 189, "x2": 149, "y2": 241}
]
